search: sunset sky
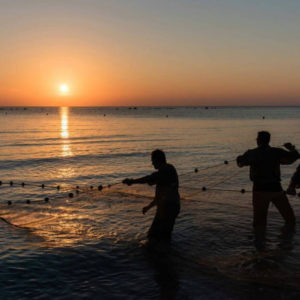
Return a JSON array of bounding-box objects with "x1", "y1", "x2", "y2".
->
[{"x1": 0, "y1": 0, "x2": 299, "y2": 106}]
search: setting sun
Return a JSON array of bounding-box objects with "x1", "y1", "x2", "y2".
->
[{"x1": 59, "y1": 84, "x2": 69, "y2": 95}]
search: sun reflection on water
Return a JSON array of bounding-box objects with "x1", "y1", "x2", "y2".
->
[
  {"x1": 60, "y1": 107, "x2": 73, "y2": 157},
  {"x1": 60, "y1": 107, "x2": 69, "y2": 139}
]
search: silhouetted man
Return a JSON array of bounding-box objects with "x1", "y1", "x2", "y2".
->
[
  {"x1": 237, "y1": 131, "x2": 299, "y2": 250},
  {"x1": 287, "y1": 165, "x2": 300, "y2": 196},
  {"x1": 123, "y1": 149, "x2": 180, "y2": 246}
]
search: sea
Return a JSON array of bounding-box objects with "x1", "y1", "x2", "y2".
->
[{"x1": 0, "y1": 106, "x2": 300, "y2": 299}]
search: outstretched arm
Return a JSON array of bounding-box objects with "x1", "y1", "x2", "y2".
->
[
  {"x1": 123, "y1": 175, "x2": 154, "y2": 186},
  {"x1": 236, "y1": 151, "x2": 250, "y2": 167},
  {"x1": 122, "y1": 176, "x2": 157, "y2": 214},
  {"x1": 123, "y1": 171, "x2": 159, "y2": 186},
  {"x1": 280, "y1": 143, "x2": 300, "y2": 164}
]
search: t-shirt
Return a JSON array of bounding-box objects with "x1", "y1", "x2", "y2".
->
[
  {"x1": 237, "y1": 146, "x2": 299, "y2": 192},
  {"x1": 143, "y1": 163, "x2": 180, "y2": 217}
]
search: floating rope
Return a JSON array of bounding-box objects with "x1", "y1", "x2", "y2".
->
[{"x1": 1, "y1": 157, "x2": 299, "y2": 207}]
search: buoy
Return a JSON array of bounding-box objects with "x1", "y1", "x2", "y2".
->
[
  {"x1": 7, "y1": 200, "x2": 12, "y2": 205},
  {"x1": 69, "y1": 193, "x2": 74, "y2": 198},
  {"x1": 202, "y1": 187, "x2": 207, "y2": 191},
  {"x1": 10, "y1": 181, "x2": 13, "y2": 186},
  {"x1": 194, "y1": 168, "x2": 198, "y2": 173},
  {"x1": 41, "y1": 184, "x2": 45, "y2": 188},
  {"x1": 21, "y1": 182, "x2": 25, "y2": 187},
  {"x1": 241, "y1": 189, "x2": 245, "y2": 194},
  {"x1": 224, "y1": 160, "x2": 228, "y2": 165},
  {"x1": 98, "y1": 185, "x2": 103, "y2": 191},
  {"x1": 44, "y1": 197, "x2": 49, "y2": 202},
  {"x1": 26, "y1": 200, "x2": 31, "y2": 204}
]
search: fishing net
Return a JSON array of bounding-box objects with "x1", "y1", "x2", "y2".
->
[
  {"x1": 0, "y1": 158, "x2": 298, "y2": 228},
  {"x1": 0, "y1": 160, "x2": 237, "y2": 226}
]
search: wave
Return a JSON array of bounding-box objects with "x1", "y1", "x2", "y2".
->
[
  {"x1": 0, "y1": 137, "x2": 176, "y2": 148},
  {"x1": 0, "y1": 151, "x2": 150, "y2": 170}
]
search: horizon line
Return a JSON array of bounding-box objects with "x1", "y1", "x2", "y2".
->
[{"x1": 1, "y1": 105, "x2": 300, "y2": 108}]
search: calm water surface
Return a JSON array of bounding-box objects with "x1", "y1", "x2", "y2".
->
[{"x1": 0, "y1": 106, "x2": 300, "y2": 299}]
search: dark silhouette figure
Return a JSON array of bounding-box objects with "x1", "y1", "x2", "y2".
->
[
  {"x1": 123, "y1": 149, "x2": 180, "y2": 246},
  {"x1": 236, "y1": 131, "x2": 300, "y2": 250},
  {"x1": 287, "y1": 164, "x2": 300, "y2": 196}
]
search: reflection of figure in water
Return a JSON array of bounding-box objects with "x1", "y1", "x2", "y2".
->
[
  {"x1": 123, "y1": 149, "x2": 180, "y2": 247},
  {"x1": 237, "y1": 131, "x2": 299, "y2": 250},
  {"x1": 153, "y1": 254, "x2": 179, "y2": 299},
  {"x1": 287, "y1": 164, "x2": 300, "y2": 196},
  {"x1": 143, "y1": 247, "x2": 179, "y2": 300}
]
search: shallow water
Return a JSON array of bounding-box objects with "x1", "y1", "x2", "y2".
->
[{"x1": 0, "y1": 106, "x2": 300, "y2": 299}]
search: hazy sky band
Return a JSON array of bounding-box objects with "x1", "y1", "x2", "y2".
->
[{"x1": 0, "y1": 0, "x2": 299, "y2": 106}]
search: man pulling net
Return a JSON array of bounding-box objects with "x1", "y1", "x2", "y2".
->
[
  {"x1": 237, "y1": 131, "x2": 300, "y2": 250},
  {"x1": 123, "y1": 149, "x2": 180, "y2": 247}
]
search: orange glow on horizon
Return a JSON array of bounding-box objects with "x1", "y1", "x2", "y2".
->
[{"x1": 0, "y1": 34, "x2": 299, "y2": 106}]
